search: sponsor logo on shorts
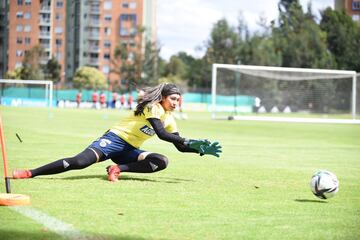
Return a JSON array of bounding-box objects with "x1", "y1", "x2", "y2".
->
[{"x1": 140, "y1": 125, "x2": 155, "y2": 136}]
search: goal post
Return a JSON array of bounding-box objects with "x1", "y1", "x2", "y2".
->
[
  {"x1": 0, "y1": 79, "x2": 54, "y2": 107},
  {"x1": 211, "y1": 64, "x2": 359, "y2": 124}
]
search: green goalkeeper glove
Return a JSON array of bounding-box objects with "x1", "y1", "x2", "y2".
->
[
  {"x1": 199, "y1": 141, "x2": 222, "y2": 157},
  {"x1": 184, "y1": 139, "x2": 211, "y2": 152}
]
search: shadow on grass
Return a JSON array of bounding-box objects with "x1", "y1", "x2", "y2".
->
[
  {"x1": 36, "y1": 175, "x2": 194, "y2": 184},
  {"x1": 294, "y1": 199, "x2": 328, "y2": 203},
  {"x1": 0, "y1": 229, "x2": 150, "y2": 240}
]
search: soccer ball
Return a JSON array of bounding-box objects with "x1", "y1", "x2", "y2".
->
[{"x1": 310, "y1": 170, "x2": 339, "y2": 199}]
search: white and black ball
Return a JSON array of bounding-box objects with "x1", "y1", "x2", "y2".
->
[{"x1": 310, "y1": 170, "x2": 339, "y2": 199}]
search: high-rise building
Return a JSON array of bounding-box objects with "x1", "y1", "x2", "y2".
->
[
  {"x1": 335, "y1": 0, "x2": 360, "y2": 24},
  {"x1": 66, "y1": 0, "x2": 157, "y2": 89},
  {"x1": 2, "y1": 0, "x2": 157, "y2": 88},
  {"x1": 0, "y1": 0, "x2": 8, "y2": 78},
  {"x1": 6, "y1": 0, "x2": 67, "y2": 81}
]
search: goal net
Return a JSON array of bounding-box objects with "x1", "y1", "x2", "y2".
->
[
  {"x1": 211, "y1": 64, "x2": 359, "y2": 124},
  {"x1": 0, "y1": 79, "x2": 54, "y2": 107}
]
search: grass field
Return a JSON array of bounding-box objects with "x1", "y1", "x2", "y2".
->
[{"x1": 0, "y1": 106, "x2": 359, "y2": 240}]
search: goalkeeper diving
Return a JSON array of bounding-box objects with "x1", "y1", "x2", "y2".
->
[{"x1": 13, "y1": 83, "x2": 222, "y2": 182}]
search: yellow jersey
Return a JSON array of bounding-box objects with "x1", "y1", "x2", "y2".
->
[{"x1": 110, "y1": 103, "x2": 178, "y2": 148}]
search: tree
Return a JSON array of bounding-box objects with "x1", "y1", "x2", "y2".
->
[
  {"x1": 111, "y1": 27, "x2": 160, "y2": 90},
  {"x1": 73, "y1": 66, "x2": 107, "y2": 90},
  {"x1": 20, "y1": 45, "x2": 45, "y2": 80},
  {"x1": 204, "y1": 18, "x2": 240, "y2": 65},
  {"x1": 5, "y1": 68, "x2": 22, "y2": 79},
  {"x1": 164, "y1": 56, "x2": 187, "y2": 78},
  {"x1": 320, "y1": 7, "x2": 360, "y2": 71},
  {"x1": 140, "y1": 40, "x2": 161, "y2": 87},
  {"x1": 272, "y1": 0, "x2": 335, "y2": 68},
  {"x1": 43, "y1": 57, "x2": 61, "y2": 83}
]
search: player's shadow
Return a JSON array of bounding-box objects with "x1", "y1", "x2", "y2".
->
[
  {"x1": 52, "y1": 174, "x2": 194, "y2": 184},
  {"x1": 294, "y1": 199, "x2": 328, "y2": 203}
]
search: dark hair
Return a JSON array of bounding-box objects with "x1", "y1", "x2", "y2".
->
[{"x1": 134, "y1": 83, "x2": 180, "y2": 116}]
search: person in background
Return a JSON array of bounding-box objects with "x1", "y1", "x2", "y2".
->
[
  {"x1": 12, "y1": 83, "x2": 222, "y2": 182},
  {"x1": 120, "y1": 94, "x2": 125, "y2": 110},
  {"x1": 92, "y1": 91, "x2": 98, "y2": 109},
  {"x1": 76, "y1": 90, "x2": 82, "y2": 108},
  {"x1": 112, "y1": 92, "x2": 118, "y2": 109},
  {"x1": 128, "y1": 94, "x2": 133, "y2": 110},
  {"x1": 100, "y1": 92, "x2": 106, "y2": 108}
]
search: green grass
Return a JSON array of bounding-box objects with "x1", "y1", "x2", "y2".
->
[{"x1": 0, "y1": 106, "x2": 359, "y2": 240}]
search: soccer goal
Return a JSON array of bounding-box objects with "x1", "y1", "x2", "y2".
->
[
  {"x1": 211, "y1": 64, "x2": 360, "y2": 124},
  {"x1": 0, "y1": 79, "x2": 54, "y2": 107}
]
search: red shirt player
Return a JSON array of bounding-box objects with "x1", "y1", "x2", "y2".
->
[
  {"x1": 100, "y1": 92, "x2": 106, "y2": 108},
  {"x1": 76, "y1": 91, "x2": 82, "y2": 108},
  {"x1": 120, "y1": 94, "x2": 125, "y2": 109},
  {"x1": 128, "y1": 95, "x2": 133, "y2": 110}
]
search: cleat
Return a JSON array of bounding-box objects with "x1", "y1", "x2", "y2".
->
[
  {"x1": 12, "y1": 169, "x2": 32, "y2": 179},
  {"x1": 106, "y1": 165, "x2": 120, "y2": 182}
]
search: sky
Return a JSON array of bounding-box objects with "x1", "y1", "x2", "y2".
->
[{"x1": 156, "y1": 0, "x2": 334, "y2": 60}]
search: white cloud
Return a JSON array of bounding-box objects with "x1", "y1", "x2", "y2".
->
[{"x1": 157, "y1": 0, "x2": 333, "y2": 60}]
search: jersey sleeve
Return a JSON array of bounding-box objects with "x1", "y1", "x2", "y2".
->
[{"x1": 144, "y1": 103, "x2": 164, "y2": 119}]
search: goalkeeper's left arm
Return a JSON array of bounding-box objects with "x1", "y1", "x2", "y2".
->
[{"x1": 147, "y1": 118, "x2": 213, "y2": 154}]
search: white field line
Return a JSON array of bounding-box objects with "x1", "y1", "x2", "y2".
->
[{"x1": 9, "y1": 206, "x2": 90, "y2": 240}]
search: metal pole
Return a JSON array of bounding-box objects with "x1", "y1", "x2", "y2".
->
[
  {"x1": 0, "y1": 115, "x2": 10, "y2": 193},
  {"x1": 352, "y1": 74, "x2": 357, "y2": 120},
  {"x1": 211, "y1": 64, "x2": 217, "y2": 119}
]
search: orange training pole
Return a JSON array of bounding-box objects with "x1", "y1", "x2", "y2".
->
[{"x1": 0, "y1": 115, "x2": 10, "y2": 193}]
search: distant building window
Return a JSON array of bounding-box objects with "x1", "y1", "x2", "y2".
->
[
  {"x1": 24, "y1": 25, "x2": 31, "y2": 32},
  {"x1": 24, "y1": 37, "x2": 31, "y2": 44},
  {"x1": 129, "y1": 2, "x2": 136, "y2": 9},
  {"x1": 104, "y1": 1, "x2": 112, "y2": 10},
  {"x1": 16, "y1": 37, "x2": 23, "y2": 44},
  {"x1": 105, "y1": 27, "x2": 111, "y2": 36},
  {"x1": 17, "y1": 0, "x2": 23, "y2": 5},
  {"x1": 16, "y1": 50, "x2": 23, "y2": 57},
  {"x1": 104, "y1": 15, "x2": 112, "y2": 21},
  {"x1": 16, "y1": 12, "x2": 23, "y2": 18},
  {"x1": 102, "y1": 65, "x2": 110, "y2": 74},
  {"x1": 104, "y1": 41, "x2": 111, "y2": 48},
  {"x1": 56, "y1": 53, "x2": 62, "y2": 61},
  {"x1": 56, "y1": 14, "x2": 62, "y2": 21},
  {"x1": 353, "y1": 1, "x2": 360, "y2": 11},
  {"x1": 24, "y1": 0, "x2": 31, "y2": 5},
  {"x1": 24, "y1": 12, "x2": 31, "y2": 19},
  {"x1": 56, "y1": 39, "x2": 62, "y2": 46},
  {"x1": 353, "y1": 14, "x2": 360, "y2": 21},
  {"x1": 119, "y1": 14, "x2": 137, "y2": 36},
  {"x1": 122, "y1": 2, "x2": 129, "y2": 8},
  {"x1": 55, "y1": 27, "x2": 63, "y2": 34},
  {"x1": 16, "y1": 25, "x2": 23, "y2": 32},
  {"x1": 56, "y1": 1, "x2": 63, "y2": 8},
  {"x1": 104, "y1": 53, "x2": 110, "y2": 59},
  {"x1": 128, "y1": 52, "x2": 134, "y2": 61}
]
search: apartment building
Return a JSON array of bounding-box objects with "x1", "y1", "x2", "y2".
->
[
  {"x1": 66, "y1": 0, "x2": 157, "y2": 88},
  {"x1": 335, "y1": 0, "x2": 360, "y2": 23},
  {"x1": 0, "y1": 1, "x2": 8, "y2": 78},
  {"x1": 2, "y1": 0, "x2": 157, "y2": 87},
  {"x1": 6, "y1": 0, "x2": 67, "y2": 81}
]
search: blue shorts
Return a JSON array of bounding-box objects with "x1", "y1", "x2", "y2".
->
[{"x1": 88, "y1": 131, "x2": 145, "y2": 164}]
